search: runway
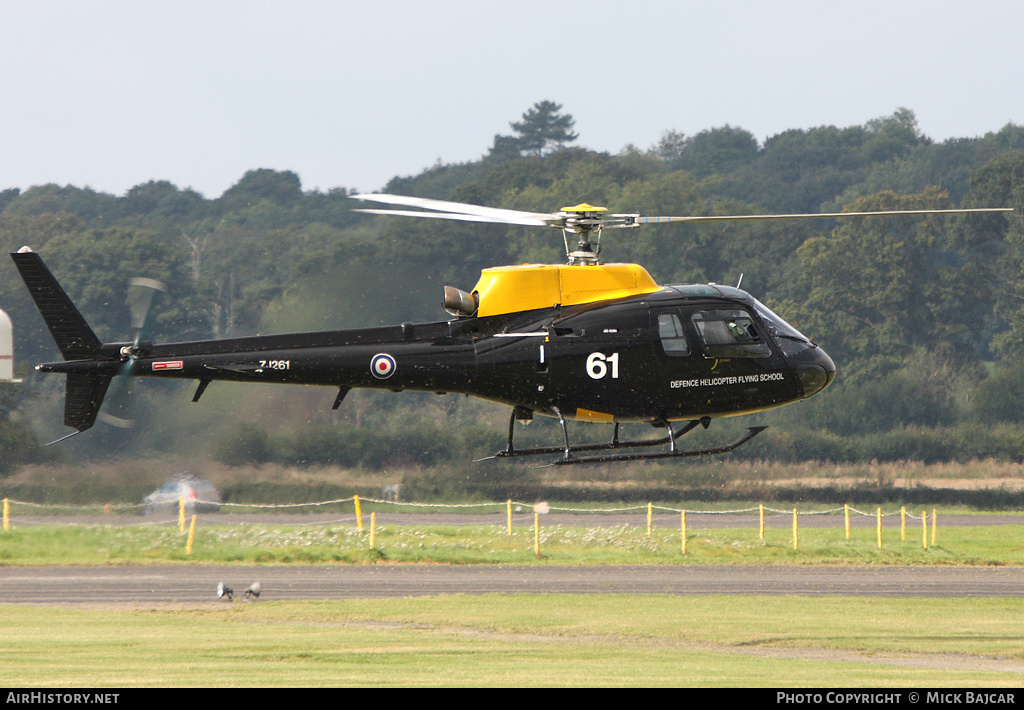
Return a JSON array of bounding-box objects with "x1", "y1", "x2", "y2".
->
[{"x1": 2, "y1": 564, "x2": 1024, "y2": 605}]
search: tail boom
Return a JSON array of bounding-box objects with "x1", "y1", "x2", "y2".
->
[{"x1": 12, "y1": 249, "x2": 481, "y2": 435}]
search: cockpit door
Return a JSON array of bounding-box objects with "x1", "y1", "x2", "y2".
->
[
  {"x1": 650, "y1": 303, "x2": 795, "y2": 417},
  {"x1": 543, "y1": 302, "x2": 659, "y2": 421}
]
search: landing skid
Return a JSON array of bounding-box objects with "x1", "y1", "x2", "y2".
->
[{"x1": 478, "y1": 407, "x2": 767, "y2": 465}]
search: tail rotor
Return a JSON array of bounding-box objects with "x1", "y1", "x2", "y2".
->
[{"x1": 98, "y1": 277, "x2": 168, "y2": 429}]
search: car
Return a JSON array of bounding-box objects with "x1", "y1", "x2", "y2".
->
[{"x1": 143, "y1": 474, "x2": 221, "y2": 515}]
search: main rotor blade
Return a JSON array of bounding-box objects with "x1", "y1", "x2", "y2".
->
[
  {"x1": 635, "y1": 207, "x2": 1014, "y2": 225},
  {"x1": 352, "y1": 193, "x2": 1013, "y2": 239},
  {"x1": 352, "y1": 193, "x2": 557, "y2": 227},
  {"x1": 353, "y1": 208, "x2": 550, "y2": 227}
]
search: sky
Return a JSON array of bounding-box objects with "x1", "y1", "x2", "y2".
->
[{"x1": 2, "y1": 0, "x2": 1023, "y2": 199}]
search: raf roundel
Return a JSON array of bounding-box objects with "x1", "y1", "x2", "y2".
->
[{"x1": 370, "y1": 353, "x2": 396, "y2": 380}]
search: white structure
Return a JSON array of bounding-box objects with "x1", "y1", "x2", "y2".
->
[{"x1": 0, "y1": 307, "x2": 14, "y2": 381}]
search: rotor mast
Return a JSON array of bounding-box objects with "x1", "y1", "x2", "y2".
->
[{"x1": 560, "y1": 203, "x2": 613, "y2": 264}]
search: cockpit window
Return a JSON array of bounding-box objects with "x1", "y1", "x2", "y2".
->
[
  {"x1": 657, "y1": 313, "x2": 690, "y2": 356},
  {"x1": 692, "y1": 309, "x2": 771, "y2": 358},
  {"x1": 751, "y1": 298, "x2": 810, "y2": 344}
]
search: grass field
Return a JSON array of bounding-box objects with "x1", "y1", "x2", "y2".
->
[
  {"x1": 3, "y1": 518, "x2": 1024, "y2": 687},
  {"x1": 2, "y1": 518, "x2": 1024, "y2": 566},
  {"x1": 1, "y1": 596, "x2": 1023, "y2": 687}
]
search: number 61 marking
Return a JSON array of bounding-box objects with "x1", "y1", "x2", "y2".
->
[{"x1": 586, "y1": 352, "x2": 619, "y2": 379}]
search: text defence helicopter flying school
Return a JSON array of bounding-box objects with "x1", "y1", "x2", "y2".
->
[{"x1": 10, "y1": 196, "x2": 1013, "y2": 464}]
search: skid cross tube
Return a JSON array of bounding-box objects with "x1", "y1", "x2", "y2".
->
[
  {"x1": 547, "y1": 425, "x2": 767, "y2": 465},
  {"x1": 482, "y1": 411, "x2": 715, "y2": 462}
]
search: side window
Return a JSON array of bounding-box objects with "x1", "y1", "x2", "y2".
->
[
  {"x1": 657, "y1": 313, "x2": 690, "y2": 356},
  {"x1": 692, "y1": 309, "x2": 771, "y2": 358}
]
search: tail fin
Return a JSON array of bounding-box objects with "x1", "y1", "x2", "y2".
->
[
  {"x1": 10, "y1": 249, "x2": 102, "y2": 361},
  {"x1": 64, "y1": 374, "x2": 114, "y2": 432},
  {"x1": 10, "y1": 249, "x2": 111, "y2": 434}
]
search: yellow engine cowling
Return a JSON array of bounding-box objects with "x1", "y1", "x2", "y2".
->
[{"x1": 470, "y1": 263, "x2": 662, "y2": 317}]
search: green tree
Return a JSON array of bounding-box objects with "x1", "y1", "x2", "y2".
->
[
  {"x1": 485, "y1": 133, "x2": 527, "y2": 164},
  {"x1": 707, "y1": 109, "x2": 932, "y2": 214},
  {"x1": 123, "y1": 180, "x2": 206, "y2": 220},
  {"x1": 667, "y1": 125, "x2": 759, "y2": 178},
  {"x1": 0, "y1": 188, "x2": 19, "y2": 212},
  {"x1": 863, "y1": 107, "x2": 928, "y2": 163},
  {"x1": 506, "y1": 101, "x2": 578, "y2": 157},
  {"x1": 38, "y1": 225, "x2": 200, "y2": 343},
  {"x1": 5, "y1": 184, "x2": 122, "y2": 224},
  {"x1": 970, "y1": 363, "x2": 1024, "y2": 423},
  {"x1": 216, "y1": 169, "x2": 303, "y2": 212},
  {"x1": 964, "y1": 151, "x2": 1024, "y2": 359},
  {"x1": 781, "y1": 189, "x2": 986, "y2": 379}
]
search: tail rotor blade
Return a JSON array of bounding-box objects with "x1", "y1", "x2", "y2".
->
[
  {"x1": 98, "y1": 276, "x2": 167, "y2": 429},
  {"x1": 97, "y1": 362, "x2": 136, "y2": 429},
  {"x1": 127, "y1": 277, "x2": 167, "y2": 347}
]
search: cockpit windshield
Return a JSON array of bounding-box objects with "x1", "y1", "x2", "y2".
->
[
  {"x1": 692, "y1": 309, "x2": 772, "y2": 358},
  {"x1": 751, "y1": 298, "x2": 811, "y2": 344}
]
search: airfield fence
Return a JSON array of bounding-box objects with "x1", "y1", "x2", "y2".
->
[{"x1": 2, "y1": 495, "x2": 942, "y2": 554}]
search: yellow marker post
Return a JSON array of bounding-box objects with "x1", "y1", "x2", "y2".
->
[
  {"x1": 681, "y1": 511, "x2": 687, "y2": 555},
  {"x1": 901, "y1": 506, "x2": 906, "y2": 541},
  {"x1": 844, "y1": 504, "x2": 850, "y2": 540},
  {"x1": 370, "y1": 511, "x2": 376, "y2": 549},
  {"x1": 178, "y1": 497, "x2": 186, "y2": 532},
  {"x1": 792, "y1": 508, "x2": 798, "y2": 550},
  {"x1": 876, "y1": 508, "x2": 882, "y2": 549},
  {"x1": 759, "y1": 504, "x2": 764, "y2": 540},
  {"x1": 647, "y1": 502, "x2": 652, "y2": 538},
  {"x1": 354, "y1": 495, "x2": 363, "y2": 532},
  {"x1": 507, "y1": 499, "x2": 512, "y2": 536},
  {"x1": 3, "y1": 498, "x2": 9, "y2": 531},
  {"x1": 932, "y1": 509, "x2": 937, "y2": 547},
  {"x1": 922, "y1": 511, "x2": 928, "y2": 550},
  {"x1": 186, "y1": 514, "x2": 197, "y2": 555}
]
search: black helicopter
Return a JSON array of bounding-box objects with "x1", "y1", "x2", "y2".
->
[{"x1": 10, "y1": 196, "x2": 1012, "y2": 464}]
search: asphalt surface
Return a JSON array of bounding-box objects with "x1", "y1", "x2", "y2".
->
[{"x1": 2, "y1": 564, "x2": 1024, "y2": 604}]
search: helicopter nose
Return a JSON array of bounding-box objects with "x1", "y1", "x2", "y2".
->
[{"x1": 790, "y1": 346, "x2": 836, "y2": 399}]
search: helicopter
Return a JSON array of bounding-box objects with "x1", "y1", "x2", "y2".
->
[{"x1": 9, "y1": 196, "x2": 1013, "y2": 464}]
